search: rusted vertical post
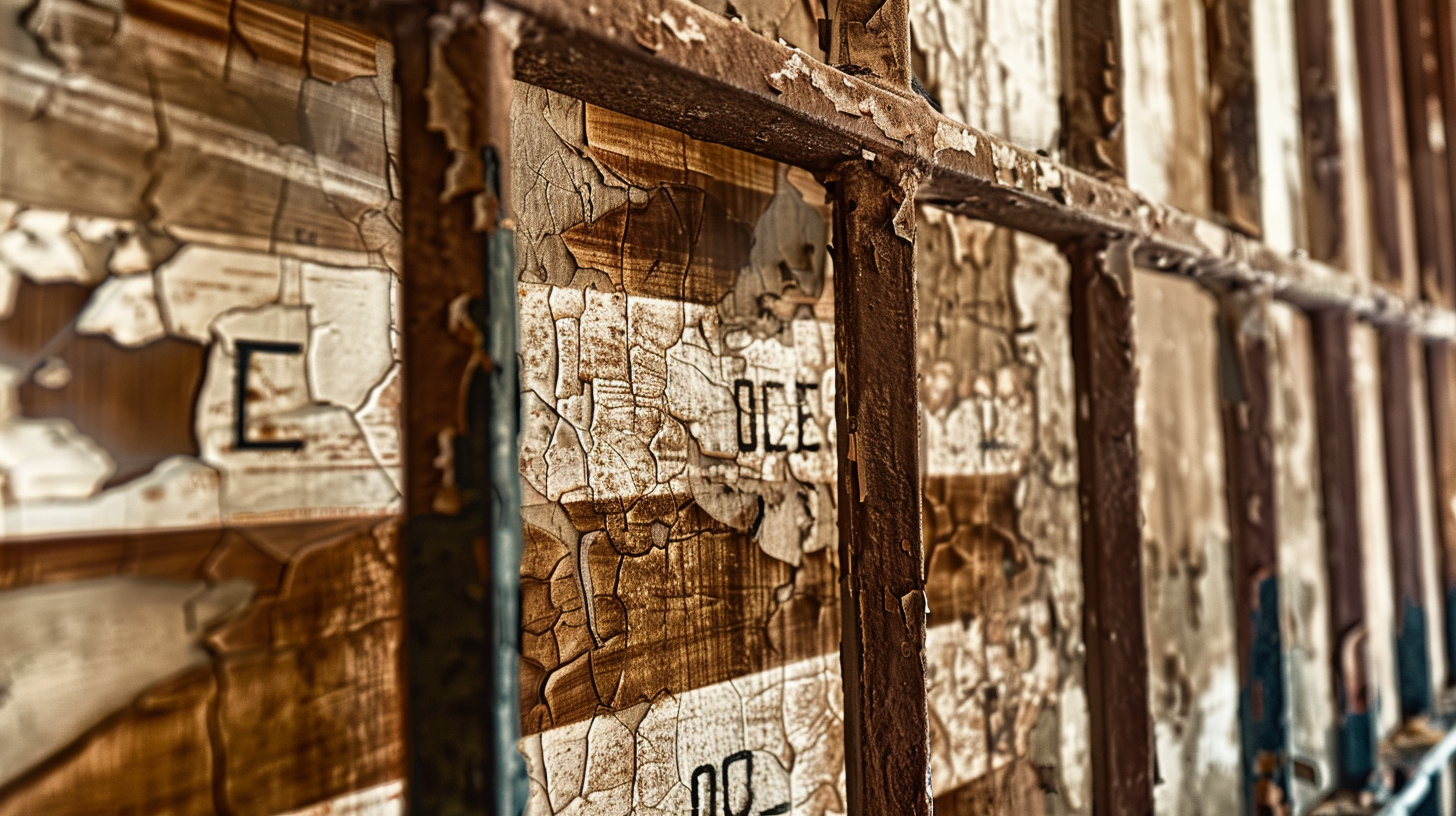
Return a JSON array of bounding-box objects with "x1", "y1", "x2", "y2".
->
[
  {"x1": 1060, "y1": 0, "x2": 1125, "y2": 179},
  {"x1": 1065, "y1": 235, "x2": 1154, "y2": 816},
  {"x1": 1292, "y1": 0, "x2": 1347, "y2": 267},
  {"x1": 830, "y1": 160, "x2": 929, "y2": 816},
  {"x1": 1310, "y1": 310, "x2": 1376, "y2": 789},
  {"x1": 1396, "y1": 0, "x2": 1456, "y2": 305},
  {"x1": 1216, "y1": 290, "x2": 1291, "y2": 814},
  {"x1": 1352, "y1": 0, "x2": 1421, "y2": 295},
  {"x1": 1380, "y1": 328, "x2": 1435, "y2": 717},
  {"x1": 1205, "y1": 0, "x2": 1262, "y2": 237},
  {"x1": 395, "y1": 4, "x2": 524, "y2": 814},
  {"x1": 1425, "y1": 343, "x2": 1456, "y2": 680}
]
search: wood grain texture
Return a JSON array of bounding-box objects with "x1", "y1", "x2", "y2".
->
[
  {"x1": 831, "y1": 160, "x2": 929, "y2": 816},
  {"x1": 1064, "y1": 236, "x2": 1153, "y2": 816},
  {"x1": 1396, "y1": 0, "x2": 1456, "y2": 306}
]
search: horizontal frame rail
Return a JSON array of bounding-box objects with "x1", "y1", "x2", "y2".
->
[{"x1": 475, "y1": 0, "x2": 1456, "y2": 337}]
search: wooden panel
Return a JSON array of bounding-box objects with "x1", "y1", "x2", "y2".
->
[
  {"x1": 915, "y1": 212, "x2": 1084, "y2": 813},
  {"x1": 1121, "y1": 0, "x2": 1211, "y2": 214},
  {"x1": 1292, "y1": 0, "x2": 1347, "y2": 266},
  {"x1": 1426, "y1": 343, "x2": 1456, "y2": 684},
  {"x1": 1133, "y1": 272, "x2": 1241, "y2": 816},
  {"x1": 1066, "y1": 237, "x2": 1154, "y2": 816},
  {"x1": 1396, "y1": 0, "x2": 1456, "y2": 306}
]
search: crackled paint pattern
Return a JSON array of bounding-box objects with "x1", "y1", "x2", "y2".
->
[
  {"x1": 1132, "y1": 272, "x2": 1241, "y2": 816},
  {"x1": 0, "y1": 1, "x2": 405, "y2": 814},
  {"x1": 513, "y1": 87, "x2": 845, "y2": 816},
  {"x1": 907, "y1": 0, "x2": 1059, "y2": 154},
  {"x1": 0, "y1": 0, "x2": 403, "y2": 536},
  {"x1": 512, "y1": 91, "x2": 1089, "y2": 815},
  {"x1": 916, "y1": 209, "x2": 1086, "y2": 815}
]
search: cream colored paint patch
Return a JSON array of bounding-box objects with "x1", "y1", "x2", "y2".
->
[
  {"x1": 1268, "y1": 303, "x2": 1337, "y2": 811},
  {"x1": 1132, "y1": 271, "x2": 1241, "y2": 816},
  {"x1": 908, "y1": 0, "x2": 1060, "y2": 153},
  {"x1": 1351, "y1": 325, "x2": 1401, "y2": 738},
  {"x1": 1253, "y1": 0, "x2": 1306, "y2": 252},
  {"x1": 1121, "y1": 0, "x2": 1210, "y2": 212},
  {"x1": 271, "y1": 781, "x2": 404, "y2": 816}
]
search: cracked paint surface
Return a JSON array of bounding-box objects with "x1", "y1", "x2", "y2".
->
[
  {"x1": 1132, "y1": 272, "x2": 1241, "y2": 816},
  {"x1": 0, "y1": 1, "x2": 405, "y2": 813},
  {"x1": 917, "y1": 208, "x2": 1086, "y2": 815},
  {"x1": 512, "y1": 82, "x2": 1092, "y2": 815}
]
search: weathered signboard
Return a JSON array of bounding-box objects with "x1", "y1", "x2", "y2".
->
[{"x1": 0, "y1": 0, "x2": 405, "y2": 813}]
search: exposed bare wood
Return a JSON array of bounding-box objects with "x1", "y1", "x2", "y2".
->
[
  {"x1": 1352, "y1": 0, "x2": 1421, "y2": 296},
  {"x1": 1205, "y1": 0, "x2": 1262, "y2": 235},
  {"x1": 1396, "y1": 0, "x2": 1456, "y2": 306},
  {"x1": 1425, "y1": 343, "x2": 1456, "y2": 683},
  {"x1": 1064, "y1": 236, "x2": 1153, "y2": 816},
  {"x1": 828, "y1": 0, "x2": 910, "y2": 89},
  {"x1": 831, "y1": 159, "x2": 929, "y2": 816},
  {"x1": 1060, "y1": 0, "x2": 1125, "y2": 179}
]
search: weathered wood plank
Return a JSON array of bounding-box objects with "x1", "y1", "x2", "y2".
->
[
  {"x1": 831, "y1": 159, "x2": 929, "y2": 816},
  {"x1": 1205, "y1": 0, "x2": 1262, "y2": 236},
  {"x1": 1425, "y1": 343, "x2": 1456, "y2": 682},
  {"x1": 1059, "y1": 0, "x2": 1125, "y2": 178},
  {"x1": 1064, "y1": 236, "x2": 1153, "y2": 816},
  {"x1": 829, "y1": 0, "x2": 910, "y2": 88}
]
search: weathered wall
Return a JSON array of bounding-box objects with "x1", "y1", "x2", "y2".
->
[
  {"x1": 907, "y1": 0, "x2": 1060, "y2": 154},
  {"x1": 1132, "y1": 271, "x2": 1241, "y2": 816},
  {"x1": 1121, "y1": 0, "x2": 1210, "y2": 214},
  {"x1": 1253, "y1": 0, "x2": 1307, "y2": 252},
  {"x1": 0, "y1": 0, "x2": 405, "y2": 813},
  {"x1": 915, "y1": 209, "x2": 1086, "y2": 815},
  {"x1": 1268, "y1": 302, "x2": 1336, "y2": 811}
]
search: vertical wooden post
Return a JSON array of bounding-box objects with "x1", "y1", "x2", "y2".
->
[
  {"x1": 1380, "y1": 328, "x2": 1435, "y2": 717},
  {"x1": 1216, "y1": 290, "x2": 1291, "y2": 814},
  {"x1": 830, "y1": 160, "x2": 929, "y2": 816},
  {"x1": 1292, "y1": 0, "x2": 1348, "y2": 267},
  {"x1": 1396, "y1": 0, "x2": 1456, "y2": 305},
  {"x1": 1351, "y1": 0, "x2": 1421, "y2": 295},
  {"x1": 1061, "y1": 0, "x2": 1126, "y2": 179},
  {"x1": 1310, "y1": 310, "x2": 1376, "y2": 789},
  {"x1": 395, "y1": 5, "x2": 524, "y2": 815},
  {"x1": 1065, "y1": 236, "x2": 1154, "y2": 816},
  {"x1": 1205, "y1": 0, "x2": 1262, "y2": 236},
  {"x1": 1425, "y1": 343, "x2": 1456, "y2": 681}
]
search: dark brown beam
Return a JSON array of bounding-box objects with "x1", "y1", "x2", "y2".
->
[
  {"x1": 395, "y1": 5, "x2": 525, "y2": 815},
  {"x1": 1381, "y1": 329, "x2": 1436, "y2": 717},
  {"x1": 1424, "y1": 343, "x2": 1456, "y2": 682},
  {"x1": 1310, "y1": 310, "x2": 1376, "y2": 788},
  {"x1": 1060, "y1": 0, "x2": 1125, "y2": 179},
  {"x1": 1215, "y1": 290, "x2": 1289, "y2": 810},
  {"x1": 1397, "y1": 0, "x2": 1456, "y2": 306},
  {"x1": 1293, "y1": 0, "x2": 1347, "y2": 268},
  {"x1": 1065, "y1": 236, "x2": 1154, "y2": 816},
  {"x1": 1352, "y1": 0, "x2": 1421, "y2": 296},
  {"x1": 830, "y1": 159, "x2": 930, "y2": 816},
  {"x1": 496, "y1": 0, "x2": 1456, "y2": 337},
  {"x1": 1205, "y1": 0, "x2": 1262, "y2": 236}
]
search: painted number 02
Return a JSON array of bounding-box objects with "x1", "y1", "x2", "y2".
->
[{"x1": 690, "y1": 751, "x2": 789, "y2": 816}]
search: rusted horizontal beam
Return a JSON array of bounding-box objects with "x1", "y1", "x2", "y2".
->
[{"x1": 483, "y1": 0, "x2": 1456, "y2": 338}]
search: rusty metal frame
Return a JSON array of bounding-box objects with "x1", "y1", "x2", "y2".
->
[{"x1": 362, "y1": 0, "x2": 1456, "y2": 812}]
